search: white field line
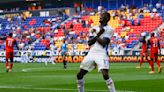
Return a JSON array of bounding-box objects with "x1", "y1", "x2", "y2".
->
[
  {"x1": 21, "y1": 67, "x2": 78, "y2": 72},
  {"x1": 0, "y1": 86, "x2": 136, "y2": 92}
]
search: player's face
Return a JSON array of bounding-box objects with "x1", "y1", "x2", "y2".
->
[
  {"x1": 99, "y1": 13, "x2": 109, "y2": 24},
  {"x1": 99, "y1": 13, "x2": 105, "y2": 23}
]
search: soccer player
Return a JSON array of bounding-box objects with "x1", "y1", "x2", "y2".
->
[
  {"x1": 60, "y1": 40, "x2": 68, "y2": 69},
  {"x1": 136, "y1": 36, "x2": 149, "y2": 68},
  {"x1": 148, "y1": 33, "x2": 162, "y2": 74},
  {"x1": 49, "y1": 42, "x2": 56, "y2": 65},
  {"x1": 76, "y1": 12, "x2": 116, "y2": 92},
  {"x1": 6, "y1": 33, "x2": 19, "y2": 72}
]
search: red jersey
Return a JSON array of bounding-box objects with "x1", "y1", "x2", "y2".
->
[
  {"x1": 149, "y1": 37, "x2": 160, "y2": 53},
  {"x1": 6, "y1": 37, "x2": 16, "y2": 52}
]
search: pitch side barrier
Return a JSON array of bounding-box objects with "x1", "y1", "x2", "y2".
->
[
  {"x1": 53, "y1": 55, "x2": 164, "y2": 63},
  {"x1": 0, "y1": 55, "x2": 163, "y2": 63}
]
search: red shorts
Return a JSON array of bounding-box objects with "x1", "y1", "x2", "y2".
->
[
  {"x1": 141, "y1": 50, "x2": 148, "y2": 56},
  {"x1": 150, "y1": 52, "x2": 158, "y2": 59},
  {"x1": 6, "y1": 52, "x2": 14, "y2": 59},
  {"x1": 141, "y1": 52, "x2": 146, "y2": 56}
]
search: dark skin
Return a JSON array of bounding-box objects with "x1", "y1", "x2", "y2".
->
[
  {"x1": 88, "y1": 14, "x2": 110, "y2": 47},
  {"x1": 77, "y1": 12, "x2": 111, "y2": 80}
]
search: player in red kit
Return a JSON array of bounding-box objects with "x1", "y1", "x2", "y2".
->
[
  {"x1": 136, "y1": 36, "x2": 149, "y2": 68},
  {"x1": 5, "y1": 33, "x2": 19, "y2": 72},
  {"x1": 148, "y1": 33, "x2": 162, "y2": 74}
]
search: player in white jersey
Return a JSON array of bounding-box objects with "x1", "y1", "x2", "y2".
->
[{"x1": 76, "y1": 12, "x2": 116, "y2": 92}]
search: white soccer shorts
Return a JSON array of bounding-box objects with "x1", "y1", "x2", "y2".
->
[{"x1": 80, "y1": 53, "x2": 109, "y2": 72}]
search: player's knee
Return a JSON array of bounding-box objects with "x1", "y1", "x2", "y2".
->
[
  {"x1": 103, "y1": 74, "x2": 109, "y2": 80},
  {"x1": 77, "y1": 69, "x2": 88, "y2": 79},
  {"x1": 101, "y1": 70, "x2": 109, "y2": 80},
  {"x1": 77, "y1": 72, "x2": 83, "y2": 79}
]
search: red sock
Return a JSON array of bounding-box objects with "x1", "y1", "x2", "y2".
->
[
  {"x1": 10, "y1": 63, "x2": 13, "y2": 70},
  {"x1": 150, "y1": 60, "x2": 154, "y2": 71},
  {"x1": 156, "y1": 60, "x2": 161, "y2": 68},
  {"x1": 140, "y1": 59, "x2": 143, "y2": 66},
  {"x1": 147, "y1": 60, "x2": 151, "y2": 67},
  {"x1": 6, "y1": 62, "x2": 9, "y2": 69}
]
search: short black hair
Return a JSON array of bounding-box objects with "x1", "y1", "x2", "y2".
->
[
  {"x1": 103, "y1": 12, "x2": 110, "y2": 20},
  {"x1": 143, "y1": 36, "x2": 146, "y2": 39},
  {"x1": 9, "y1": 33, "x2": 13, "y2": 37},
  {"x1": 151, "y1": 33, "x2": 155, "y2": 37}
]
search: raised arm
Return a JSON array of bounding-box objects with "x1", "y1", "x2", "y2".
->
[
  {"x1": 88, "y1": 37, "x2": 97, "y2": 46},
  {"x1": 96, "y1": 27, "x2": 113, "y2": 47},
  {"x1": 96, "y1": 37, "x2": 110, "y2": 47},
  {"x1": 88, "y1": 29, "x2": 97, "y2": 46}
]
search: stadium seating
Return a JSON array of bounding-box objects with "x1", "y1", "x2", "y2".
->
[
  {"x1": 0, "y1": 4, "x2": 163, "y2": 51},
  {"x1": 0, "y1": 15, "x2": 67, "y2": 50}
]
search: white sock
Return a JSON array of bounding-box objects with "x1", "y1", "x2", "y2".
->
[
  {"x1": 106, "y1": 78, "x2": 116, "y2": 92},
  {"x1": 45, "y1": 60, "x2": 48, "y2": 66},
  {"x1": 51, "y1": 57, "x2": 55, "y2": 64},
  {"x1": 77, "y1": 79, "x2": 84, "y2": 92}
]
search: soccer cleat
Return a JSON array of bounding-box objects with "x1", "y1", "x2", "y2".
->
[
  {"x1": 136, "y1": 66, "x2": 141, "y2": 69},
  {"x1": 8, "y1": 69, "x2": 12, "y2": 73},
  {"x1": 158, "y1": 67, "x2": 162, "y2": 73},
  {"x1": 6, "y1": 69, "x2": 9, "y2": 72},
  {"x1": 149, "y1": 71, "x2": 154, "y2": 74},
  {"x1": 6, "y1": 66, "x2": 10, "y2": 72}
]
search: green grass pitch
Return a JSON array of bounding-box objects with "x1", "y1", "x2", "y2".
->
[{"x1": 0, "y1": 63, "x2": 163, "y2": 92}]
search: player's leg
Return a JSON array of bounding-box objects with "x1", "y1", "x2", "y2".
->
[
  {"x1": 136, "y1": 54, "x2": 144, "y2": 68},
  {"x1": 76, "y1": 69, "x2": 88, "y2": 92},
  {"x1": 5, "y1": 58, "x2": 9, "y2": 72},
  {"x1": 101, "y1": 69, "x2": 116, "y2": 92},
  {"x1": 145, "y1": 54, "x2": 151, "y2": 68},
  {"x1": 25, "y1": 56, "x2": 29, "y2": 63},
  {"x1": 5, "y1": 52, "x2": 14, "y2": 72},
  {"x1": 9, "y1": 57, "x2": 13, "y2": 72},
  {"x1": 63, "y1": 54, "x2": 67, "y2": 69},
  {"x1": 96, "y1": 55, "x2": 116, "y2": 92},
  {"x1": 149, "y1": 53, "x2": 155, "y2": 74},
  {"x1": 140, "y1": 55, "x2": 144, "y2": 66},
  {"x1": 44, "y1": 56, "x2": 48, "y2": 66},
  {"x1": 44, "y1": 58, "x2": 47, "y2": 66},
  {"x1": 77, "y1": 55, "x2": 94, "y2": 92},
  {"x1": 9, "y1": 52, "x2": 14, "y2": 72},
  {"x1": 51, "y1": 56, "x2": 55, "y2": 65},
  {"x1": 155, "y1": 53, "x2": 162, "y2": 73},
  {"x1": 6, "y1": 52, "x2": 9, "y2": 72}
]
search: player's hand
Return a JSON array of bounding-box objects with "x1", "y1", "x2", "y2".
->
[{"x1": 97, "y1": 27, "x2": 105, "y2": 37}]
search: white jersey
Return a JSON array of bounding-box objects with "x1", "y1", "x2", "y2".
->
[{"x1": 88, "y1": 25, "x2": 114, "y2": 55}]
